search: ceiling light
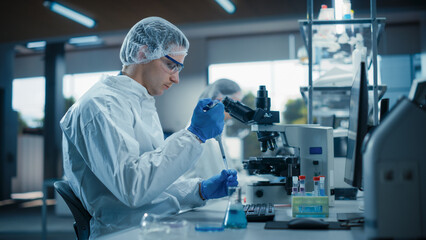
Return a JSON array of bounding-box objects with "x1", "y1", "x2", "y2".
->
[
  {"x1": 26, "y1": 41, "x2": 46, "y2": 49},
  {"x1": 215, "y1": 0, "x2": 236, "y2": 14},
  {"x1": 69, "y1": 35, "x2": 102, "y2": 46},
  {"x1": 43, "y1": 1, "x2": 96, "y2": 28}
]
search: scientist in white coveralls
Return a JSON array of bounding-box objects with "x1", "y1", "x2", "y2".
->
[{"x1": 60, "y1": 17, "x2": 238, "y2": 238}]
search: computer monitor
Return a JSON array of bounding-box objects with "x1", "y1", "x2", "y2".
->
[
  {"x1": 344, "y1": 61, "x2": 369, "y2": 189},
  {"x1": 408, "y1": 78, "x2": 426, "y2": 106}
]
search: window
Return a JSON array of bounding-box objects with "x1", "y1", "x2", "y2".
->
[
  {"x1": 63, "y1": 71, "x2": 119, "y2": 100},
  {"x1": 209, "y1": 59, "x2": 311, "y2": 123},
  {"x1": 12, "y1": 71, "x2": 119, "y2": 130},
  {"x1": 12, "y1": 77, "x2": 45, "y2": 128},
  {"x1": 209, "y1": 60, "x2": 310, "y2": 160}
]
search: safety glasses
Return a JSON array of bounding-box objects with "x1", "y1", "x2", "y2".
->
[{"x1": 161, "y1": 55, "x2": 184, "y2": 74}]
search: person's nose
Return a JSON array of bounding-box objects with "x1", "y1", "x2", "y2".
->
[{"x1": 170, "y1": 72, "x2": 179, "y2": 84}]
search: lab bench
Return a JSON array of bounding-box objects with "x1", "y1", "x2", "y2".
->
[{"x1": 98, "y1": 198, "x2": 364, "y2": 240}]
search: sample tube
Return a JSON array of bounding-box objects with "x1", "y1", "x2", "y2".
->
[
  {"x1": 299, "y1": 175, "x2": 306, "y2": 196},
  {"x1": 292, "y1": 176, "x2": 299, "y2": 196},
  {"x1": 319, "y1": 176, "x2": 326, "y2": 196},
  {"x1": 313, "y1": 176, "x2": 320, "y2": 196}
]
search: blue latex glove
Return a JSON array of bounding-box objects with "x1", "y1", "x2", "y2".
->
[
  {"x1": 188, "y1": 98, "x2": 225, "y2": 143},
  {"x1": 200, "y1": 169, "x2": 238, "y2": 200}
]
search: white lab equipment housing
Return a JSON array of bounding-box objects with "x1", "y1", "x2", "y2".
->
[
  {"x1": 249, "y1": 124, "x2": 335, "y2": 206},
  {"x1": 363, "y1": 83, "x2": 426, "y2": 239}
]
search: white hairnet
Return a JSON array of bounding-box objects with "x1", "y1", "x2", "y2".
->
[
  {"x1": 199, "y1": 79, "x2": 241, "y2": 100},
  {"x1": 120, "y1": 17, "x2": 189, "y2": 66}
]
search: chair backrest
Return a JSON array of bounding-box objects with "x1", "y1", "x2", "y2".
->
[{"x1": 54, "y1": 180, "x2": 91, "y2": 240}]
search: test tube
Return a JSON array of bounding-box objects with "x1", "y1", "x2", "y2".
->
[
  {"x1": 319, "y1": 176, "x2": 326, "y2": 196},
  {"x1": 292, "y1": 176, "x2": 299, "y2": 196},
  {"x1": 313, "y1": 176, "x2": 320, "y2": 196},
  {"x1": 298, "y1": 175, "x2": 306, "y2": 196}
]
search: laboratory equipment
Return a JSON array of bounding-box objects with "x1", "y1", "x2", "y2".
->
[
  {"x1": 222, "y1": 85, "x2": 280, "y2": 152},
  {"x1": 319, "y1": 176, "x2": 325, "y2": 196},
  {"x1": 287, "y1": 218, "x2": 329, "y2": 229},
  {"x1": 214, "y1": 135, "x2": 228, "y2": 169},
  {"x1": 299, "y1": 0, "x2": 386, "y2": 125},
  {"x1": 202, "y1": 99, "x2": 228, "y2": 169},
  {"x1": 291, "y1": 195, "x2": 329, "y2": 218},
  {"x1": 299, "y1": 175, "x2": 306, "y2": 196},
  {"x1": 223, "y1": 187, "x2": 247, "y2": 229},
  {"x1": 243, "y1": 203, "x2": 275, "y2": 222},
  {"x1": 202, "y1": 100, "x2": 219, "y2": 112},
  {"x1": 188, "y1": 98, "x2": 224, "y2": 143},
  {"x1": 244, "y1": 123, "x2": 335, "y2": 205},
  {"x1": 344, "y1": 61, "x2": 368, "y2": 189},
  {"x1": 379, "y1": 98, "x2": 389, "y2": 122},
  {"x1": 313, "y1": 176, "x2": 320, "y2": 196},
  {"x1": 292, "y1": 176, "x2": 299, "y2": 195},
  {"x1": 342, "y1": 0, "x2": 352, "y2": 19},
  {"x1": 223, "y1": 85, "x2": 335, "y2": 206},
  {"x1": 140, "y1": 213, "x2": 190, "y2": 239},
  {"x1": 408, "y1": 78, "x2": 426, "y2": 107},
  {"x1": 363, "y1": 78, "x2": 426, "y2": 239},
  {"x1": 246, "y1": 181, "x2": 290, "y2": 204}
]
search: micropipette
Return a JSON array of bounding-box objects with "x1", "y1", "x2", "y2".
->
[
  {"x1": 203, "y1": 100, "x2": 219, "y2": 112},
  {"x1": 215, "y1": 135, "x2": 228, "y2": 170}
]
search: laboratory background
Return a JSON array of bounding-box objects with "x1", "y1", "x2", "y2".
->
[{"x1": 1, "y1": 0, "x2": 425, "y2": 240}]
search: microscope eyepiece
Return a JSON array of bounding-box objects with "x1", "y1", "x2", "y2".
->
[
  {"x1": 222, "y1": 86, "x2": 280, "y2": 153},
  {"x1": 222, "y1": 97, "x2": 254, "y2": 124},
  {"x1": 256, "y1": 85, "x2": 271, "y2": 111}
]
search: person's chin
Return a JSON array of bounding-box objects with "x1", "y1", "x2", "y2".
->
[
  {"x1": 148, "y1": 89, "x2": 162, "y2": 96},
  {"x1": 158, "y1": 89, "x2": 165, "y2": 95}
]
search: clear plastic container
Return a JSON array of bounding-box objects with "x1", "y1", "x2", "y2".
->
[
  {"x1": 292, "y1": 196, "x2": 329, "y2": 218},
  {"x1": 140, "y1": 213, "x2": 190, "y2": 239}
]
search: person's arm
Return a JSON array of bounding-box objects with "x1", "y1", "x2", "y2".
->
[
  {"x1": 164, "y1": 169, "x2": 238, "y2": 210},
  {"x1": 162, "y1": 177, "x2": 206, "y2": 210},
  {"x1": 61, "y1": 101, "x2": 203, "y2": 208}
]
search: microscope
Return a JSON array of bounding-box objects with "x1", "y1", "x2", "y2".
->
[{"x1": 223, "y1": 86, "x2": 335, "y2": 206}]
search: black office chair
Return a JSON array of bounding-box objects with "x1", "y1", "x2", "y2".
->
[{"x1": 54, "y1": 180, "x2": 92, "y2": 240}]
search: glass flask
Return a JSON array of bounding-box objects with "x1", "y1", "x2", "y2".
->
[{"x1": 223, "y1": 186, "x2": 247, "y2": 229}]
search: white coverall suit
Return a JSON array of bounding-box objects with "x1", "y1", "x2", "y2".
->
[{"x1": 60, "y1": 75, "x2": 206, "y2": 238}]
